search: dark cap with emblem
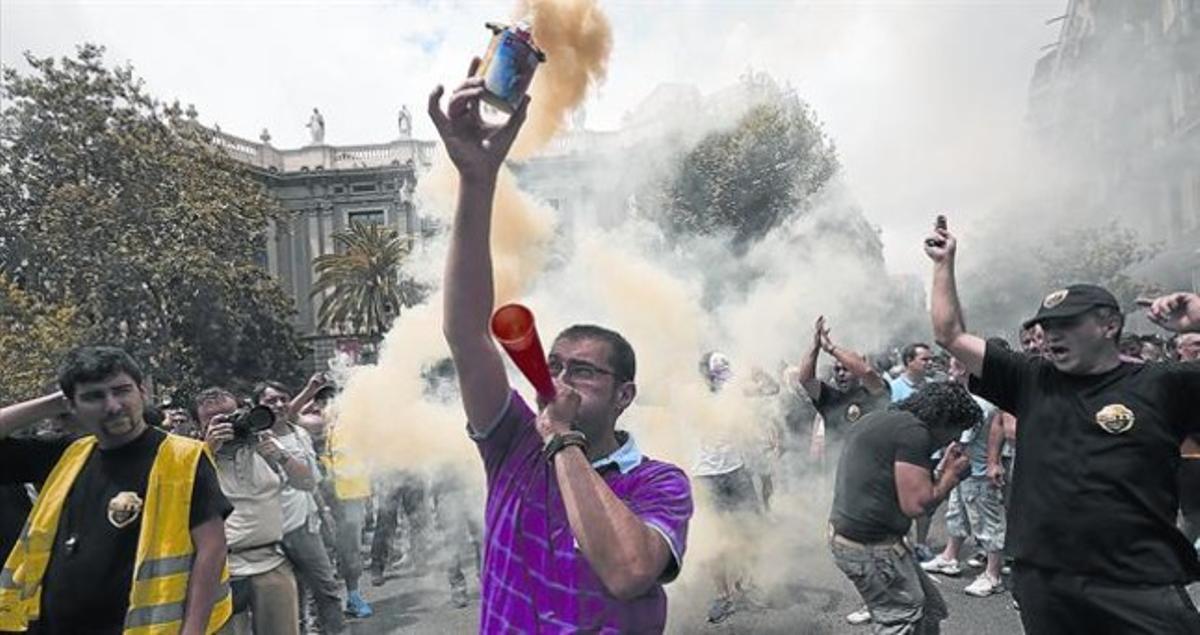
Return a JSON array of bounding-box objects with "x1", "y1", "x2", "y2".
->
[{"x1": 1023, "y1": 284, "x2": 1121, "y2": 330}]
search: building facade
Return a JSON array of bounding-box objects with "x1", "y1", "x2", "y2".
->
[
  {"x1": 206, "y1": 117, "x2": 436, "y2": 369},
  {"x1": 1028, "y1": 0, "x2": 1200, "y2": 289}
]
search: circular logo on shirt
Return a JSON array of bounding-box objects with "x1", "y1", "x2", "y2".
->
[
  {"x1": 846, "y1": 403, "x2": 863, "y2": 423},
  {"x1": 107, "y1": 491, "x2": 144, "y2": 529},
  {"x1": 1043, "y1": 289, "x2": 1069, "y2": 309},
  {"x1": 1095, "y1": 404, "x2": 1135, "y2": 435}
]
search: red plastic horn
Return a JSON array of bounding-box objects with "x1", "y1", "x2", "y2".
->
[{"x1": 490, "y1": 303, "x2": 557, "y2": 403}]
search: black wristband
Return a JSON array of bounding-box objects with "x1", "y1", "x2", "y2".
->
[{"x1": 543, "y1": 431, "x2": 588, "y2": 463}]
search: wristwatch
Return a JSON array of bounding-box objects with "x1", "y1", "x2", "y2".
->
[{"x1": 542, "y1": 431, "x2": 588, "y2": 463}]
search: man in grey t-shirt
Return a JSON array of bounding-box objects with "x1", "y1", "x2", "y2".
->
[{"x1": 829, "y1": 382, "x2": 980, "y2": 634}]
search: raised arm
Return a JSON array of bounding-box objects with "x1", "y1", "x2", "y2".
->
[
  {"x1": 795, "y1": 316, "x2": 826, "y2": 400},
  {"x1": 429, "y1": 59, "x2": 529, "y2": 432},
  {"x1": 924, "y1": 220, "x2": 986, "y2": 377},
  {"x1": 0, "y1": 391, "x2": 69, "y2": 440},
  {"x1": 287, "y1": 373, "x2": 328, "y2": 420}
]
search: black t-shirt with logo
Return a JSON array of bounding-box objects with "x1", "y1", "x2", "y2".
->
[
  {"x1": 814, "y1": 381, "x2": 891, "y2": 443},
  {"x1": 0, "y1": 428, "x2": 231, "y2": 634},
  {"x1": 969, "y1": 340, "x2": 1200, "y2": 585},
  {"x1": 829, "y1": 410, "x2": 934, "y2": 543}
]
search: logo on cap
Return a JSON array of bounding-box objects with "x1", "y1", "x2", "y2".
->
[
  {"x1": 1043, "y1": 289, "x2": 1069, "y2": 309},
  {"x1": 1095, "y1": 404, "x2": 1135, "y2": 435}
]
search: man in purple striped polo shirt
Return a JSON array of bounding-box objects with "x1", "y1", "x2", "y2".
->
[{"x1": 428, "y1": 60, "x2": 694, "y2": 633}]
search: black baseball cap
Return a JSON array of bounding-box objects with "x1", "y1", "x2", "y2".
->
[{"x1": 1022, "y1": 284, "x2": 1121, "y2": 330}]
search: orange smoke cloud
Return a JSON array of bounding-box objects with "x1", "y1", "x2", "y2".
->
[
  {"x1": 510, "y1": 0, "x2": 613, "y2": 157},
  {"x1": 335, "y1": 0, "x2": 612, "y2": 475}
]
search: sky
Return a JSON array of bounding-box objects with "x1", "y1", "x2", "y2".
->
[{"x1": 1, "y1": 0, "x2": 1067, "y2": 276}]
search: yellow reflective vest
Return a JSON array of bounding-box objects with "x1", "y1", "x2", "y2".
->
[
  {"x1": 0, "y1": 434, "x2": 233, "y2": 633},
  {"x1": 322, "y1": 425, "x2": 370, "y2": 501}
]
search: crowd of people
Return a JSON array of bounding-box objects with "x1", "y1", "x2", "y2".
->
[
  {"x1": 1, "y1": 62, "x2": 1200, "y2": 635},
  {"x1": 0, "y1": 353, "x2": 486, "y2": 635}
]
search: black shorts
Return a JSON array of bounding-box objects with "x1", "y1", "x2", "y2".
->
[{"x1": 697, "y1": 467, "x2": 760, "y2": 514}]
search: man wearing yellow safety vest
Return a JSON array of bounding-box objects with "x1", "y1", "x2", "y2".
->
[{"x1": 0, "y1": 346, "x2": 233, "y2": 634}]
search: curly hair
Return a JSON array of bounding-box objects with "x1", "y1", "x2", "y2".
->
[{"x1": 893, "y1": 381, "x2": 981, "y2": 433}]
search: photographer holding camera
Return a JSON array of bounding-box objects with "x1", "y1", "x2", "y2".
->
[{"x1": 196, "y1": 387, "x2": 299, "y2": 635}]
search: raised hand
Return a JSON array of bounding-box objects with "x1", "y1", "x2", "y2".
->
[
  {"x1": 428, "y1": 57, "x2": 530, "y2": 182},
  {"x1": 923, "y1": 218, "x2": 957, "y2": 264},
  {"x1": 811, "y1": 315, "x2": 827, "y2": 350},
  {"x1": 819, "y1": 323, "x2": 836, "y2": 354},
  {"x1": 1146, "y1": 292, "x2": 1200, "y2": 333},
  {"x1": 305, "y1": 372, "x2": 329, "y2": 393}
]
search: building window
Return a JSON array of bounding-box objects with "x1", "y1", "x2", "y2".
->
[
  {"x1": 348, "y1": 210, "x2": 385, "y2": 227},
  {"x1": 351, "y1": 183, "x2": 378, "y2": 193}
]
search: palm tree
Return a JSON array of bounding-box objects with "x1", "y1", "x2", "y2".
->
[{"x1": 310, "y1": 222, "x2": 425, "y2": 340}]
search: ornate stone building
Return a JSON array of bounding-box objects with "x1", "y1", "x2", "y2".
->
[
  {"x1": 204, "y1": 113, "x2": 436, "y2": 369},
  {"x1": 1028, "y1": 0, "x2": 1200, "y2": 289}
]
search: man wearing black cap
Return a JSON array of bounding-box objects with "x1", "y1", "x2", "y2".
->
[{"x1": 924, "y1": 222, "x2": 1200, "y2": 634}]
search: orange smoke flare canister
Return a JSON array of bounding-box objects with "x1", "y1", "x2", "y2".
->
[{"x1": 490, "y1": 303, "x2": 557, "y2": 403}]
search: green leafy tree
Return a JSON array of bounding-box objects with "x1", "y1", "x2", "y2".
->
[
  {"x1": 1035, "y1": 221, "x2": 1156, "y2": 306},
  {"x1": 960, "y1": 220, "x2": 1156, "y2": 337},
  {"x1": 311, "y1": 222, "x2": 427, "y2": 341},
  {"x1": 0, "y1": 275, "x2": 84, "y2": 404},
  {"x1": 0, "y1": 45, "x2": 306, "y2": 398},
  {"x1": 660, "y1": 75, "x2": 839, "y2": 250}
]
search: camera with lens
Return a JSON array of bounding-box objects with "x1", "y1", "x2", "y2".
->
[{"x1": 229, "y1": 405, "x2": 275, "y2": 440}]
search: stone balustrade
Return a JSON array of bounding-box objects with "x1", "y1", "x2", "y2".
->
[{"x1": 204, "y1": 125, "x2": 435, "y2": 174}]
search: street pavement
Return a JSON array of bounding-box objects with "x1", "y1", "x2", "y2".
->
[
  {"x1": 348, "y1": 538, "x2": 1023, "y2": 634},
  {"x1": 343, "y1": 482, "x2": 1200, "y2": 634},
  {"x1": 347, "y1": 488, "x2": 1025, "y2": 635}
]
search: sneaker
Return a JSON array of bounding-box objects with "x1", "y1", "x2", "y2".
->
[
  {"x1": 706, "y1": 597, "x2": 736, "y2": 624},
  {"x1": 370, "y1": 569, "x2": 386, "y2": 587},
  {"x1": 966, "y1": 552, "x2": 986, "y2": 569},
  {"x1": 920, "y1": 555, "x2": 962, "y2": 576},
  {"x1": 450, "y1": 587, "x2": 470, "y2": 609},
  {"x1": 845, "y1": 606, "x2": 872, "y2": 625},
  {"x1": 913, "y1": 543, "x2": 935, "y2": 562},
  {"x1": 964, "y1": 574, "x2": 1004, "y2": 597},
  {"x1": 345, "y1": 591, "x2": 374, "y2": 619}
]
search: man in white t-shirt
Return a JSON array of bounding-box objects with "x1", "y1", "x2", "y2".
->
[
  {"x1": 256, "y1": 381, "x2": 347, "y2": 635},
  {"x1": 693, "y1": 352, "x2": 764, "y2": 624}
]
